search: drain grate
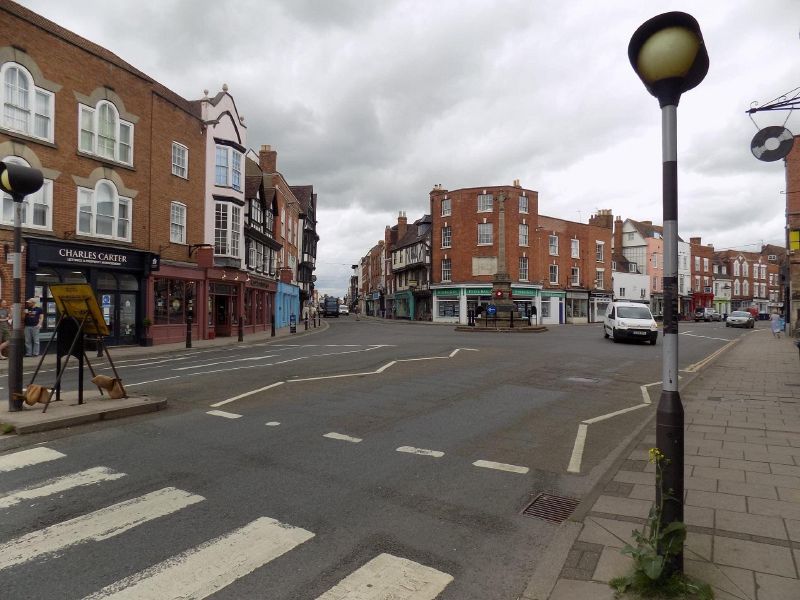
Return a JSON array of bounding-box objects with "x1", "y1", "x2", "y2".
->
[{"x1": 522, "y1": 493, "x2": 580, "y2": 523}]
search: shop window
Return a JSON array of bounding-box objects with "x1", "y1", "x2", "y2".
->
[
  {"x1": 154, "y1": 278, "x2": 195, "y2": 324},
  {"x1": 437, "y1": 300, "x2": 459, "y2": 317}
]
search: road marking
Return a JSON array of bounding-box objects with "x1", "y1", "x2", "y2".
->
[
  {"x1": 684, "y1": 338, "x2": 739, "y2": 372},
  {"x1": 0, "y1": 447, "x2": 65, "y2": 473},
  {"x1": 567, "y1": 423, "x2": 588, "y2": 474},
  {"x1": 84, "y1": 517, "x2": 314, "y2": 600},
  {"x1": 265, "y1": 422, "x2": 281, "y2": 427},
  {"x1": 0, "y1": 467, "x2": 125, "y2": 509},
  {"x1": 125, "y1": 376, "x2": 181, "y2": 387},
  {"x1": 472, "y1": 460, "x2": 529, "y2": 474},
  {"x1": 206, "y1": 410, "x2": 242, "y2": 419},
  {"x1": 316, "y1": 553, "x2": 453, "y2": 600},
  {"x1": 396, "y1": 446, "x2": 444, "y2": 458},
  {"x1": 583, "y1": 403, "x2": 649, "y2": 425},
  {"x1": 680, "y1": 332, "x2": 734, "y2": 342},
  {"x1": 323, "y1": 432, "x2": 363, "y2": 443},
  {"x1": 172, "y1": 355, "x2": 279, "y2": 371},
  {"x1": 0, "y1": 487, "x2": 203, "y2": 570},
  {"x1": 196, "y1": 346, "x2": 386, "y2": 376},
  {"x1": 210, "y1": 382, "x2": 285, "y2": 408}
]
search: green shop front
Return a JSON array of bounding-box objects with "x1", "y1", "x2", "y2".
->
[{"x1": 431, "y1": 284, "x2": 544, "y2": 325}]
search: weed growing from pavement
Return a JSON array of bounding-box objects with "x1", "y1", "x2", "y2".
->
[{"x1": 609, "y1": 448, "x2": 713, "y2": 599}]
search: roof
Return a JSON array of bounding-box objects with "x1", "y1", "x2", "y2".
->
[
  {"x1": 1, "y1": 0, "x2": 200, "y2": 118},
  {"x1": 625, "y1": 219, "x2": 686, "y2": 243},
  {"x1": 244, "y1": 175, "x2": 261, "y2": 200},
  {"x1": 290, "y1": 185, "x2": 315, "y2": 211},
  {"x1": 393, "y1": 215, "x2": 431, "y2": 250}
]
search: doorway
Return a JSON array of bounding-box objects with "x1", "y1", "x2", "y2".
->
[{"x1": 214, "y1": 295, "x2": 231, "y2": 336}]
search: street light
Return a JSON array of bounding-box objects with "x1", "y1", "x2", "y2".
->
[
  {"x1": 0, "y1": 161, "x2": 44, "y2": 411},
  {"x1": 629, "y1": 12, "x2": 708, "y2": 574}
]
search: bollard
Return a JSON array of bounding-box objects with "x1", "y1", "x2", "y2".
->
[
  {"x1": 271, "y1": 315, "x2": 275, "y2": 337},
  {"x1": 186, "y1": 314, "x2": 193, "y2": 348},
  {"x1": 304, "y1": 315, "x2": 308, "y2": 330},
  {"x1": 510, "y1": 309, "x2": 514, "y2": 328},
  {"x1": 290, "y1": 314, "x2": 297, "y2": 334},
  {"x1": 238, "y1": 315, "x2": 244, "y2": 342}
]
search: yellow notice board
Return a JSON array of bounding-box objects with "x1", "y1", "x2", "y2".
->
[{"x1": 48, "y1": 283, "x2": 110, "y2": 336}]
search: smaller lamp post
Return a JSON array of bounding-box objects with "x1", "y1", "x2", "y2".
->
[
  {"x1": 628, "y1": 12, "x2": 708, "y2": 574},
  {"x1": 0, "y1": 162, "x2": 44, "y2": 411}
]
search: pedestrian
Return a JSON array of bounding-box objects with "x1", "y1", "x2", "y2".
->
[
  {"x1": 771, "y1": 311, "x2": 782, "y2": 339},
  {"x1": 0, "y1": 299, "x2": 10, "y2": 359},
  {"x1": 24, "y1": 297, "x2": 43, "y2": 357}
]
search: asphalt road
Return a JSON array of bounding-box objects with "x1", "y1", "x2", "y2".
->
[{"x1": 0, "y1": 318, "x2": 757, "y2": 599}]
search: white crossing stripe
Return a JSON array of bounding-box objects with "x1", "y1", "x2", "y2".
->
[
  {"x1": 316, "y1": 553, "x2": 453, "y2": 599},
  {"x1": 206, "y1": 410, "x2": 242, "y2": 419},
  {"x1": 84, "y1": 517, "x2": 314, "y2": 599},
  {"x1": 396, "y1": 446, "x2": 444, "y2": 458},
  {"x1": 0, "y1": 487, "x2": 203, "y2": 570},
  {"x1": 0, "y1": 467, "x2": 126, "y2": 509},
  {"x1": 472, "y1": 460, "x2": 529, "y2": 474},
  {"x1": 323, "y1": 432, "x2": 362, "y2": 443},
  {"x1": 0, "y1": 446, "x2": 65, "y2": 473},
  {"x1": 265, "y1": 422, "x2": 281, "y2": 427}
]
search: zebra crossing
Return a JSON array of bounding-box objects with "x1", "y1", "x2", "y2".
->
[{"x1": 0, "y1": 446, "x2": 454, "y2": 599}]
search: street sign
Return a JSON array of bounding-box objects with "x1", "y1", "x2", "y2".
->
[{"x1": 486, "y1": 304, "x2": 497, "y2": 316}]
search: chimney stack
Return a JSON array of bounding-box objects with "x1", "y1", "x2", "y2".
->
[
  {"x1": 259, "y1": 144, "x2": 277, "y2": 173},
  {"x1": 613, "y1": 216, "x2": 623, "y2": 252},
  {"x1": 589, "y1": 209, "x2": 613, "y2": 229},
  {"x1": 690, "y1": 237, "x2": 701, "y2": 246},
  {"x1": 397, "y1": 211, "x2": 408, "y2": 239}
]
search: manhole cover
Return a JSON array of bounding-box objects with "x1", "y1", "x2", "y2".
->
[{"x1": 522, "y1": 493, "x2": 580, "y2": 523}]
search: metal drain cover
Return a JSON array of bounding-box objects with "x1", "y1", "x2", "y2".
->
[{"x1": 522, "y1": 493, "x2": 580, "y2": 523}]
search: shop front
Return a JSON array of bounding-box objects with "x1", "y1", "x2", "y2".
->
[
  {"x1": 565, "y1": 290, "x2": 589, "y2": 324},
  {"x1": 243, "y1": 275, "x2": 275, "y2": 333},
  {"x1": 26, "y1": 237, "x2": 155, "y2": 346},
  {"x1": 393, "y1": 289, "x2": 412, "y2": 319},
  {"x1": 150, "y1": 263, "x2": 205, "y2": 345},
  {"x1": 590, "y1": 292, "x2": 613, "y2": 323},
  {"x1": 276, "y1": 281, "x2": 300, "y2": 327}
]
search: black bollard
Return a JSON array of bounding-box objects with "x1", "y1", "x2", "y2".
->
[
  {"x1": 186, "y1": 314, "x2": 193, "y2": 348},
  {"x1": 271, "y1": 315, "x2": 275, "y2": 337},
  {"x1": 238, "y1": 315, "x2": 244, "y2": 342}
]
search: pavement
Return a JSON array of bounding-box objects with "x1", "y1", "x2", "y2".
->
[
  {"x1": 0, "y1": 319, "x2": 327, "y2": 434},
  {"x1": 523, "y1": 328, "x2": 800, "y2": 600}
]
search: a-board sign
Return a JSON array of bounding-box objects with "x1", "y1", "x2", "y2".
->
[{"x1": 48, "y1": 283, "x2": 110, "y2": 336}]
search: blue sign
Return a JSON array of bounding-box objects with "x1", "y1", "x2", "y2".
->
[
  {"x1": 101, "y1": 294, "x2": 111, "y2": 306},
  {"x1": 486, "y1": 304, "x2": 497, "y2": 316}
]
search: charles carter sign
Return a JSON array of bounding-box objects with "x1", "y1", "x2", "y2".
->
[{"x1": 27, "y1": 239, "x2": 154, "y2": 273}]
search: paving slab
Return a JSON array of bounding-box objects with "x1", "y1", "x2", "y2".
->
[
  {"x1": 754, "y1": 572, "x2": 800, "y2": 600},
  {"x1": 713, "y1": 536, "x2": 796, "y2": 578},
  {"x1": 548, "y1": 579, "x2": 616, "y2": 600}
]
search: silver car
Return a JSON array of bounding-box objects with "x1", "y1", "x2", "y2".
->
[{"x1": 726, "y1": 310, "x2": 754, "y2": 328}]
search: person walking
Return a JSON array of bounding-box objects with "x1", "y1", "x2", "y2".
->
[
  {"x1": 24, "y1": 297, "x2": 43, "y2": 357},
  {"x1": 771, "y1": 311, "x2": 783, "y2": 339},
  {"x1": 0, "y1": 299, "x2": 10, "y2": 359}
]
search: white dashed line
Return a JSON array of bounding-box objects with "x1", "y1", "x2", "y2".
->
[
  {"x1": 206, "y1": 410, "x2": 242, "y2": 419},
  {"x1": 472, "y1": 460, "x2": 529, "y2": 474},
  {"x1": 323, "y1": 432, "x2": 362, "y2": 443},
  {"x1": 265, "y1": 422, "x2": 281, "y2": 427},
  {"x1": 396, "y1": 446, "x2": 444, "y2": 458}
]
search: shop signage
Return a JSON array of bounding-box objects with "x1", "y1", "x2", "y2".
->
[
  {"x1": 433, "y1": 288, "x2": 459, "y2": 297},
  {"x1": 372, "y1": 292, "x2": 380, "y2": 300},
  {"x1": 28, "y1": 240, "x2": 150, "y2": 272},
  {"x1": 466, "y1": 287, "x2": 491, "y2": 295},
  {"x1": 566, "y1": 291, "x2": 588, "y2": 299}
]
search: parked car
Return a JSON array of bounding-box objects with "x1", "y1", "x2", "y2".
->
[
  {"x1": 694, "y1": 307, "x2": 721, "y2": 322},
  {"x1": 603, "y1": 301, "x2": 658, "y2": 345},
  {"x1": 726, "y1": 310, "x2": 755, "y2": 328},
  {"x1": 338, "y1": 304, "x2": 349, "y2": 316}
]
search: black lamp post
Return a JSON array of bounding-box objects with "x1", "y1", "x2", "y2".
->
[
  {"x1": 628, "y1": 12, "x2": 709, "y2": 573},
  {"x1": 0, "y1": 161, "x2": 44, "y2": 411}
]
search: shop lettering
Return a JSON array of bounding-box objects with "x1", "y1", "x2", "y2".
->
[{"x1": 58, "y1": 249, "x2": 129, "y2": 264}]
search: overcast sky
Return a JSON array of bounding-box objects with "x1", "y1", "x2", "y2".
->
[{"x1": 18, "y1": 0, "x2": 800, "y2": 298}]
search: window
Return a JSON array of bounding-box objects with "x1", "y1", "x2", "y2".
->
[
  {"x1": 2, "y1": 63, "x2": 54, "y2": 141},
  {"x1": 694, "y1": 256, "x2": 700, "y2": 271},
  {"x1": 703, "y1": 258, "x2": 709, "y2": 272},
  {"x1": 768, "y1": 254, "x2": 777, "y2": 261},
  {"x1": 761, "y1": 265, "x2": 767, "y2": 280},
  {"x1": 519, "y1": 195, "x2": 528, "y2": 213},
  {"x1": 695, "y1": 276, "x2": 700, "y2": 291},
  {"x1": 76, "y1": 180, "x2": 131, "y2": 241},
  {"x1": 570, "y1": 267, "x2": 580, "y2": 286},
  {"x1": 549, "y1": 264, "x2": 558, "y2": 284},
  {"x1": 170, "y1": 201, "x2": 186, "y2": 244},
  {"x1": 0, "y1": 156, "x2": 51, "y2": 230},
  {"x1": 612, "y1": 261, "x2": 617, "y2": 271},
  {"x1": 437, "y1": 300, "x2": 459, "y2": 317},
  {"x1": 721, "y1": 265, "x2": 727, "y2": 275},
  {"x1": 441, "y1": 226, "x2": 451, "y2": 248},
  {"x1": 734, "y1": 280, "x2": 741, "y2": 295},
  {"x1": 596, "y1": 242, "x2": 604, "y2": 262},
  {"x1": 549, "y1": 235, "x2": 558, "y2": 255},
  {"x1": 629, "y1": 262, "x2": 637, "y2": 273},
  {"x1": 250, "y1": 199, "x2": 263, "y2": 227},
  {"x1": 713, "y1": 264, "x2": 718, "y2": 274},
  {"x1": 215, "y1": 146, "x2": 229, "y2": 186},
  {"x1": 78, "y1": 101, "x2": 133, "y2": 164},
  {"x1": 571, "y1": 239, "x2": 579, "y2": 258},
  {"x1": 595, "y1": 269, "x2": 604, "y2": 288},
  {"x1": 626, "y1": 232, "x2": 634, "y2": 241},
  {"x1": 441, "y1": 258, "x2": 451, "y2": 281},
  {"x1": 171, "y1": 142, "x2": 188, "y2": 178},
  {"x1": 652, "y1": 252, "x2": 658, "y2": 269},
  {"x1": 619, "y1": 287, "x2": 626, "y2": 297},
  {"x1": 653, "y1": 277, "x2": 658, "y2": 289},
  {"x1": 733, "y1": 262, "x2": 740, "y2": 277},
  {"x1": 742, "y1": 262, "x2": 749, "y2": 278},
  {"x1": 441, "y1": 198, "x2": 451, "y2": 216},
  {"x1": 232, "y1": 152, "x2": 242, "y2": 191},
  {"x1": 519, "y1": 223, "x2": 528, "y2": 246},
  {"x1": 478, "y1": 222, "x2": 492, "y2": 245},
  {"x1": 519, "y1": 257, "x2": 528, "y2": 281},
  {"x1": 230, "y1": 205, "x2": 241, "y2": 257},
  {"x1": 215, "y1": 204, "x2": 228, "y2": 254},
  {"x1": 743, "y1": 280, "x2": 749, "y2": 296},
  {"x1": 477, "y1": 193, "x2": 493, "y2": 212}
]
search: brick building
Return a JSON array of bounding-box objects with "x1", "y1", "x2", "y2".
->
[
  {"x1": 689, "y1": 237, "x2": 715, "y2": 313},
  {"x1": 428, "y1": 181, "x2": 612, "y2": 325},
  {"x1": 386, "y1": 212, "x2": 432, "y2": 320},
  {"x1": 361, "y1": 241, "x2": 385, "y2": 316},
  {"x1": 713, "y1": 249, "x2": 779, "y2": 317},
  {"x1": 0, "y1": 0, "x2": 206, "y2": 346},
  {"x1": 785, "y1": 136, "x2": 800, "y2": 331}
]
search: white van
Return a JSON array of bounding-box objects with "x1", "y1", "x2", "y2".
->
[{"x1": 603, "y1": 301, "x2": 658, "y2": 345}]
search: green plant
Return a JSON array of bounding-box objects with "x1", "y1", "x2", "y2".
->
[
  {"x1": 141, "y1": 317, "x2": 152, "y2": 328},
  {"x1": 609, "y1": 448, "x2": 713, "y2": 599},
  {"x1": 0, "y1": 423, "x2": 14, "y2": 434}
]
